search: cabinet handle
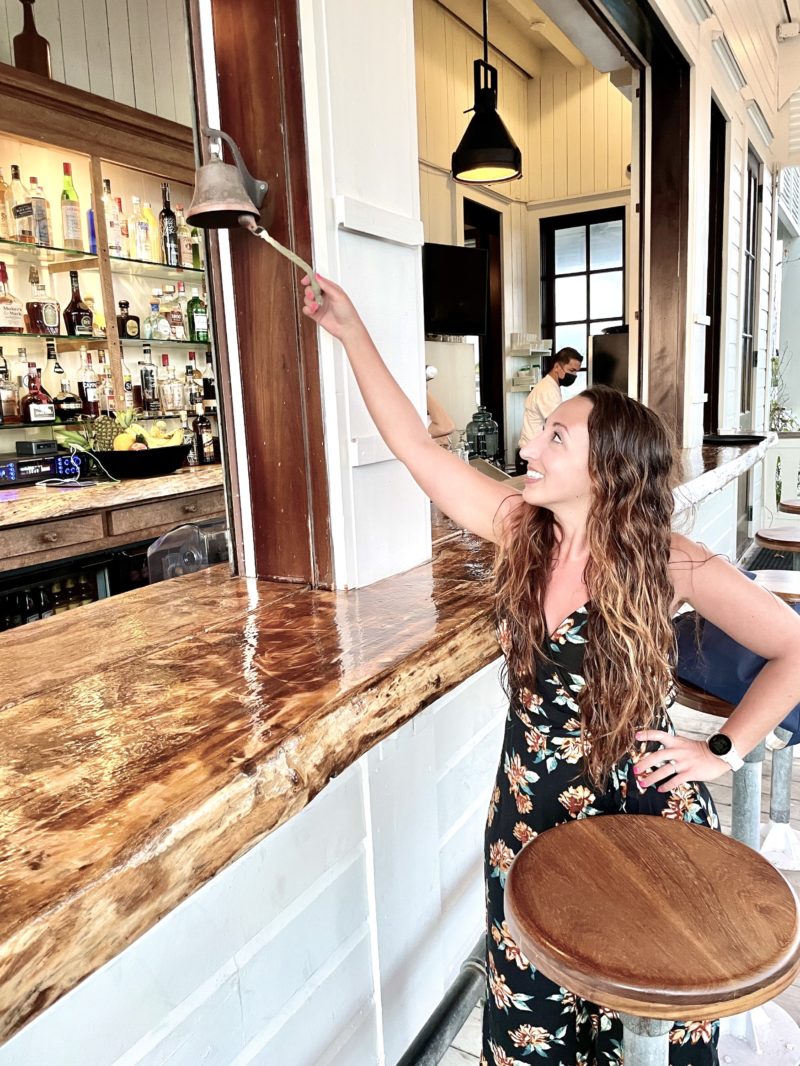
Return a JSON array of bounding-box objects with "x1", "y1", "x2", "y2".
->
[
  {"x1": 41, "y1": 531, "x2": 60, "y2": 544},
  {"x1": 183, "y1": 503, "x2": 198, "y2": 514}
]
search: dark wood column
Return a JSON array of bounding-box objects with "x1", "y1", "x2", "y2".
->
[{"x1": 187, "y1": 0, "x2": 333, "y2": 587}]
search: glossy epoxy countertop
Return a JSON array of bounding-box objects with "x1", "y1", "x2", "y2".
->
[{"x1": 0, "y1": 437, "x2": 773, "y2": 1042}]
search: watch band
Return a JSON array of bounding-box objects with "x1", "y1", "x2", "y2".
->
[{"x1": 707, "y1": 733, "x2": 744, "y2": 772}]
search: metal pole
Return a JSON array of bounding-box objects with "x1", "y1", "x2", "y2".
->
[
  {"x1": 770, "y1": 728, "x2": 793, "y2": 825},
  {"x1": 619, "y1": 1013, "x2": 673, "y2": 1066},
  {"x1": 396, "y1": 937, "x2": 486, "y2": 1066},
  {"x1": 731, "y1": 739, "x2": 765, "y2": 849}
]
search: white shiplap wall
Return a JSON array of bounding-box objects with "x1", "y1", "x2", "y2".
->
[{"x1": 0, "y1": 0, "x2": 192, "y2": 126}]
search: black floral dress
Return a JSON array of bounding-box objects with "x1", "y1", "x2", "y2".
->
[{"x1": 482, "y1": 604, "x2": 721, "y2": 1066}]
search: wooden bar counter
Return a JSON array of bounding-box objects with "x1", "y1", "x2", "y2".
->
[{"x1": 0, "y1": 436, "x2": 774, "y2": 1046}]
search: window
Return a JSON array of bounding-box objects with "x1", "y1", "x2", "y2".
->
[
  {"x1": 540, "y1": 207, "x2": 626, "y2": 366},
  {"x1": 740, "y1": 147, "x2": 761, "y2": 428}
]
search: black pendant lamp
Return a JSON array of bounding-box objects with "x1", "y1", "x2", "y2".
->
[{"x1": 451, "y1": 0, "x2": 522, "y2": 185}]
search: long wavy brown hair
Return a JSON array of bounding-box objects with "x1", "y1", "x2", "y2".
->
[{"x1": 493, "y1": 385, "x2": 680, "y2": 788}]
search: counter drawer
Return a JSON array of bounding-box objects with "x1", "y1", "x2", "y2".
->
[
  {"x1": 0, "y1": 513, "x2": 105, "y2": 561},
  {"x1": 107, "y1": 490, "x2": 226, "y2": 537}
]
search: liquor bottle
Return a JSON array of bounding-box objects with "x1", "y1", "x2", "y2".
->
[
  {"x1": 41, "y1": 339, "x2": 63, "y2": 396},
  {"x1": 77, "y1": 346, "x2": 99, "y2": 417},
  {"x1": 192, "y1": 409, "x2": 215, "y2": 465},
  {"x1": 21, "y1": 588, "x2": 40, "y2": 624},
  {"x1": 28, "y1": 176, "x2": 52, "y2": 246},
  {"x1": 187, "y1": 287, "x2": 209, "y2": 342},
  {"x1": 64, "y1": 576, "x2": 80, "y2": 610},
  {"x1": 0, "y1": 262, "x2": 24, "y2": 335},
  {"x1": 148, "y1": 296, "x2": 171, "y2": 341},
  {"x1": 162, "y1": 284, "x2": 185, "y2": 340},
  {"x1": 9, "y1": 166, "x2": 34, "y2": 244},
  {"x1": 63, "y1": 270, "x2": 93, "y2": 336},
  {"x1": 53, "y1": 377, "x2": 83, "y2": 422},
  {"x1": 116, "y1": 300, "x2": 140, "y2": 339},
  {"x1": 37, "y1": 586, "x2": 54, "y2": 619},
  {"x1": 158, "y1": 354, "x2": 183, "y2": 414},
  {"x1": 2, "y1": 593, "x2": 23, "y2": 628},
  {"x1": 84, "y1": 295, "x2": 105, "y2": 336},
  {"x1": 21, "y1": 361, "x2": 55, "y2": 423},
  {"x1": 102, "y1": 178, "x2": 122, "y2": 256},
  {"x1": 13, "y1": 0, "x2": 51, "y2": 79},
  {"x1": 115, "y1": 197, "x2": 129, "y2": 258},
  {"x1": 176, "y1": 280, "x2": 188, "y2": 322},
  {"x1": 25, "y1": 268, "x2": 60, "y2": 335},
  {"x1": 130, "y1": 196, "x2": 150, "y2": 260},
  {"x1": 139, "y1": 345, "x2": 159, "y2": 414},
  {"x1": 77, "y1": 572, "x2": 95, "y2": 605},
  {"x1": 0, "y1": 349, "x2": 21, "y2": 423},
  {"x1": 191, "y1": 225, "x2": 202, "y2": 269},
  {"x1": 183, "y1": 360, "x2": 202, "y2": 413},
  {"x1": 175, "y1": 204, "x2": 193, "y2": 267},
  {"x1": 0, "y1": 168, "x2": 11, "y2": 239},
  {"x1": 61, "y1": 162, "x2": 82, "y2": 250},
  {"x1": 120, "y1": 350, "x2": 134, "y2": 410},
  {"x1": 97, "y1": 350, "x2": 115, "y2": 414},
  {"x1": 50, "y1": 581, "x2": 68, "y2": 614},
  {"x1": 180, "y1": 413, "x2": 196, "y2": 464},
  {"x1": 202, "y1": 353, "x2": 216, "y2": 414},
  {"x1": 159, "y1": 182, "x2": 179, "y2": 267},
  {"x1": 87, "y1": 194, "x2": 96, "y2": 254},
  {"x1": 141, "y1": 202, "x2": 159, "y2": 256}
]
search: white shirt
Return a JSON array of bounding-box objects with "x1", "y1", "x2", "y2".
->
[{"x1": 518, "y1": 375, "x2": 562, "y2": 448}]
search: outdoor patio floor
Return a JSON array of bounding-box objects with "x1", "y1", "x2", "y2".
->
[{"x1": 444, "y1": 702, "x2": 800, "y2": 1064}]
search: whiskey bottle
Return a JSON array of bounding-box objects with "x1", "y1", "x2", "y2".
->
[
  {"x1": 192, "y1": 410, "x2": 215, "y2": 465},
  {"x1": 159, "y1": 182, "x2": 179, "y2": 267},
  {"x1": 63, "y1": 270, "x2": 93, "y2": 336},
  {"x1": 0, "y1": 349, "x2": 21, "y2": 423},
  {"x1": 20, "y1": 361, "x2": 56, "y2": 423},
  {"x1": 61, "y1": 163, "x2": 82, "y2": 250},
  {"x1": 53, "y1": 377, "x2": 83, "y2": 422},
  {"x1": 116, "y1": 300, "x2": 140, "y2": 339},
  {"x1": 0, "y1": 168, "x2": 11, "y2": 239},
  {"x1": 187, "y1": 287, "x2": 209, "y2": 342},
  {"x1": 28, "y1": 176, "x2": 52, "y2": 246},
  {"x1": 183, "y1": 361, "x2": 202, "y2": 413},
  {"x1": 77, "y1": 346, "x2": 99, "y2": 417},
  {"x1": 25, "y1": 268, "x2": 60, "y2": 335},
  {"x1": 13, "y1": 0, "x2": 51, "y2": 79},
  {"x1": 0, "y1": 261, "x2": 24, "y2": 334},
  {"x1": 41, "y1": 339, "x2": 63, "y2": 396},
  {"x1": 202, "y1": 353, "x2": 216, "y2": 414},
  {"x1": 9, "y1": 166, "x2": 34, "y2": 244}
]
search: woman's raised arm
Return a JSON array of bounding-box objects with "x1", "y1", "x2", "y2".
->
[{"x1": 302, "y1": 275, "x2": 522, "y2": 545}]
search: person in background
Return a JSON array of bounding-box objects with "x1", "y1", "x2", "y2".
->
[
  {"x1": 515, "y1": 347, "x2": 583, "y2": 472},
  {"x1": 426, "y1": 365, "x2": 456, "y2": 447}
]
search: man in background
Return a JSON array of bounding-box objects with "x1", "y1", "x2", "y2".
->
[{"x1": 517, "y1": 346, "x2": 583, "y2": 457}]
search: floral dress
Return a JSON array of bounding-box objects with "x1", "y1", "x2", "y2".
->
[{"x1": 482, "y1": 604, "x2": 721, "y2": 1066}]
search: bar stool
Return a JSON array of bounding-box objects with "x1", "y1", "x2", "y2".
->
[
  {"x1": 505, "y1": 815, "x2": 800, "y2": 1066},
  {"x1": 673, "y1": 678, "x2": 765, "y2": 850},
  {"x1": 778, "y1": 498, "x2": 800, "y2": 516},
  {"x1": 755, "y1": 527, "x2": 800, "y2": 570}
]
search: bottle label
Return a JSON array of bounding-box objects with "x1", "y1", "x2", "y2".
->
[
  {"x1": 74, "y1": 313, "x2": 93, "y2": 336},
  {"x1": 12, "y1": 203, "x2": 33, "y2": 220},
  {"x1": 0, "y1": 302, "x2": 24, "y2": 329},
  {"x1": 28, "y1": 402, "x2": 56, "y2": 422},
  {"x1": 125, "y1": 319, "x2": 139, "y2": 337},
  {"x1": 62, "y1": 202, "x2": 82, "y2": 241},
  {"x1": 82, "y1": 382, "x2": 98, "y2": 403},
  {"x1": 179, "y1": 237, "x2": 193, "y2": 266},
  {"x1": 42, "y1": 302, "x2": 60, "y2": 329},
  {"x1": 193, "y1": 312, "x2": 209, "y2": 331}
]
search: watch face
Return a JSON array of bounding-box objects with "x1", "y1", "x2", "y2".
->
[{"x1": 709, "y1": 733, "x2": 733, "y2": 757}]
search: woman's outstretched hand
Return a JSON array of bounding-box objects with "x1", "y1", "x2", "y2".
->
[
  {"x1": 633, "y1": 729, "x2": 732, "y2": 791},
  {"x1": 301, "y1": 273, "x2": 365, "y2": 342}
]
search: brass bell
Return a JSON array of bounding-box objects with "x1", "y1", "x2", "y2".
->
[{"x1": 186, "y1": 128, "x2": 269, "y2": 230}]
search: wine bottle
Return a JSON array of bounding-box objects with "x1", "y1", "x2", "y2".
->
[{"x1": 159, "y1": 182, "x2": 179, "y2": 267}]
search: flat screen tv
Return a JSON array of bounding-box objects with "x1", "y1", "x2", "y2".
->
[{"x1": 422, "y1": 243, "x2": 488, "y2": 337}]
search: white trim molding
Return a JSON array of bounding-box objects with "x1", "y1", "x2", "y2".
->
[{"x1": 334, "y1": 196, "x2": 425, "y2": 247}]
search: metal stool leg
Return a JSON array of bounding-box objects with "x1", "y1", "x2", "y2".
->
[
  {"x1": 619, "y1": 1014, "x2": 672, "y2": 1066},
  {"x1": 761, "y1": 728, "x2": 800, "y2": 870},
  {"x1": 731, "y1": 739, "x2": 765, "y2": 849}
]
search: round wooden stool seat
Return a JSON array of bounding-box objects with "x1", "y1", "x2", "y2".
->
[
  {"x1": 505, "y1": 816, "x2": 800, "y2": 1021},
  {"x1": 753, "y1": 569, "x2": 800, "y2": 604},
  {"x1": 674, "y1": 677, "x2": 733, "y2": 719},
  {"x1": 755, "y1": 527, "x2": 800, "y2": 552},
  {"x1": 778, "y1": 498, "x2": 800, "y2": 516}
]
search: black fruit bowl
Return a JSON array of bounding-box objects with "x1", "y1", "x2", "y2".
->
[{"x1": 88, "y1": 444, "x2": 192, "y2": 480}]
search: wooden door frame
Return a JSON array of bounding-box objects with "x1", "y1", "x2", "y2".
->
[{"x1": 185, "y1": 0, "x2": 332, "y2": 587}]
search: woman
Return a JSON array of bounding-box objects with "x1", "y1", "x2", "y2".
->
[{"x1": 301, "y1": 275, "x2": 800, "y2": 1066}]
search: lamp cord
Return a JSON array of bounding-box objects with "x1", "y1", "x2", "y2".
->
[{"x1": 483, "y1": 0, "x2": 488, "y2": 67}]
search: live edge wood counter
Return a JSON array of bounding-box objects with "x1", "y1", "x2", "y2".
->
[
  {"x1": 0, "y1": 436, "x2": 772, "y2": 1043},
  {"x1": 0, "y1": 467, "x2": 225, "y2": 574},
  {"x1": 0, "y1": 533, "x2": 499, "y2": 1042}
]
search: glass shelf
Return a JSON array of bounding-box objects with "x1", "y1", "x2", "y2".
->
[
  {"x1": 0, "y1": 237, "x2": 95, "y2": 268},
  {"x1": 0, "y1": 411, "x2": 216, "y2": 431},
  {"x1": 0, "y1": 333, "x2": 108, "y2": 351},
  {"x1": 109, "y1": 254, "x2": 205, "y2": 282},
  {"x1": 122, "y1": 338, "x2": 210, "y2": 349}
]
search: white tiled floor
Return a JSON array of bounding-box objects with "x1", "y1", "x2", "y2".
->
[{"x1": 447, "y1": 703, "x2": 800, "y2": 1063}]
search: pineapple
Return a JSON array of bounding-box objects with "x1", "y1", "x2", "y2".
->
[{"x1": 92, "y1": 415, "x2": 120, "y2": 451}]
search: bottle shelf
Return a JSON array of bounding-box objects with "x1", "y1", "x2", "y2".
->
[
  {"x1": 109, "y1": 254, "x2": 205, "y2": 282},
  {"x1": 1, "y1": 333, "x2": 108, "y2": 351},
  {"x1": 122, "y1": 338, "x2": 210, "y2": 349},
  {"x1": 0, "y1": 239, "x2": 205, "y2": 282},
  {"x1": 0, "y1": 411, "x2": 217, "y2": 431},
  {"x1": 0, "y1": 237, "x2": 95, "y2": 268}
]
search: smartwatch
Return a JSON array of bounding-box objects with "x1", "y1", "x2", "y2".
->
[{"x1": 707, "y1": 732, "x2": 744, "y2": 772}]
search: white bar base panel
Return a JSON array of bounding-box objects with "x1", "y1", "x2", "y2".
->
[
  {"x1": 761, "y1": 820, "x2": 800, "y2": 871},
  {"x1": 719, "y1": 1003, "x2": 800, "y2": 1065}
]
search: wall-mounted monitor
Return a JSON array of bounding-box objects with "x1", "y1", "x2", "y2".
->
[{"x1": 422, "y1": 243, "x2": 488, "y2": 337}]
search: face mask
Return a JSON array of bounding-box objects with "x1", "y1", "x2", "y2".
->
[{"x1": 560, "y1": 372, "x2": 577, "y2": 388}]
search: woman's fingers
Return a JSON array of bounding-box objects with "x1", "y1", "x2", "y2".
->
[{"x1": 638, "y1": 760, "x2": 681, "y2": 788}]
